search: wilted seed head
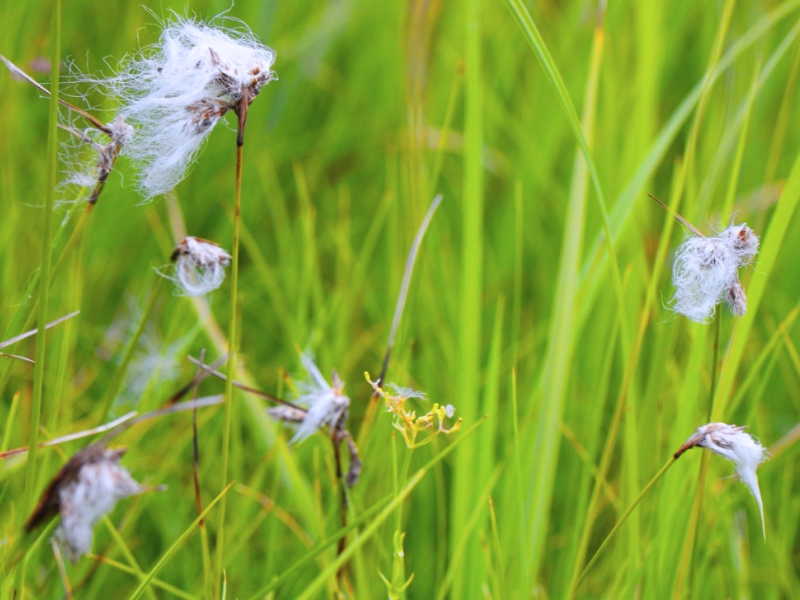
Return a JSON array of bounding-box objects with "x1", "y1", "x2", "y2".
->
[
  {"x1": 675, "y1": 422, "x2": 768, "y2": 537},
  {"x1": 167, "y1": 236, "x2": 231, "y2": 296},
  {"x1": 670, "y1": 222, "x2": 759, "y2": 323},
  {"x1": 725, "y1": 279, "x2": 748, "y2": 317},
  {"x1": 269, "y1": 353, "x2": 350, "y2": 444},
  {"x1": 25, "y1": 445, "x2": 147, "y2": 562},
  {"x1": 185, "y1": 97, "x2": 229, "y2": 135},
  {"x1": 100, "y1": 16, "x2": 276, "y2": 198}
]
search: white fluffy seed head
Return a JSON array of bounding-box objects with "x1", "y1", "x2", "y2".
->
[
  {"x1": 269, "y1": 353, "x2": 350, "y2": 444},
  {"x1": 54, "y1": 448, "x2": 143, "y2": 562},
  {"x1": 100, "y1": 16, "x2": 276, "y2": 198},
  {"x1": 670, "y1": 223, "x2": 759, "y2": 323},
  {"x1": 681, "y1": 422, "x2": 768, "y2": 537},
  {"x1": 671, "y1": 237, "x2": 739, "y2": 323},
  {"x1": 167, "y1": 236, "x2": 231, "y2": 296}
]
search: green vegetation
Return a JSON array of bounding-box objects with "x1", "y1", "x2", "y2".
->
[{"x1": 2, "y1": 0, "x2": 800, "y2": 597}]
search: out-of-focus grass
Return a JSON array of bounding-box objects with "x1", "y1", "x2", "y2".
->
[{"x1": 3, "y1": 0, "x2": 800, "y2": 598}]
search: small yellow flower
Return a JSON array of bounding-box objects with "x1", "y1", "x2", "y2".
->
[{"x1": 366, "y1": 374, "x2": 461, "y2": 448}]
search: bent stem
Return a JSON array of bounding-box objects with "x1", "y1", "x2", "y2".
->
[
  {"x1": 358, "y1": 194, "x2": 443, "y2": 445},
  {"x1": 576, "y1": 456, "x2": 677, "y2": 588}
]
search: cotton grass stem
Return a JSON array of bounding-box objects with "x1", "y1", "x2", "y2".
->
[
  {"x1": 576, "y1": 457, "x2": 676, "y2": 589},
  {"x1": 709, "y1": 306, "x2": 721, "y2": 420},
  {"x1": 216, "y1": 101, "x2": 247, "y2": 594}
]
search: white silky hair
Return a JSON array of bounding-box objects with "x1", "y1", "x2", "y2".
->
[
  {"x1": 690, "y1": 422, "x2": 768, "y2": 537},
  {"x1": 671, "y1": 224, "x2": 759, "y2": 323},
  {"x1": 55, "y1": 450, "x2": 143, "y2": 562},
  {"x1": 167, "y1": 236, "x2": 231, "y2": 297},
  {"x1": 57, "y1": 114, "x2": 134, "y2": 205},
  {"x1": 96, "y1": 16, "x2": 276, "y2": 198},
  {"x1": 275, "y1": 353, "x2": 350, "y2": 444}
]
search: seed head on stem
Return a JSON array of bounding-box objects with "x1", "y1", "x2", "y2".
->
[
  {"x1": 675, "y1": 422, "x2": 768, "y2": 538},
  {"x1": 93, "y1": 15, "x2": 277, "y2": 198}
]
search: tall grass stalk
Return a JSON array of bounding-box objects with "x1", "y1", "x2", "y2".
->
[
  {"x1": 17, "y1": 2, "x2": 60, "y2": 595},
  {"x1": 215, "y1": 94, "x2": 249, "y2": 592}
]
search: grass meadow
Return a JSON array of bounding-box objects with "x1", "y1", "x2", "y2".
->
[{"x1": 2, "y1": 0, "x2": 800, "y2": 597}]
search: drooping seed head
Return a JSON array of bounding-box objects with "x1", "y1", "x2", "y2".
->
[
  {"x1": 26, "y1": 445, "x2": 146, "y2": 562},
  {"x1": 167, "y1": 236, "x2": 231, "y2": 297}
]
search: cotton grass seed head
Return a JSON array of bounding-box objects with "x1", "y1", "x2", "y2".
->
[
  {"x1": 670, "y1": 223, "x2": 760, "y2": 323},
  {"x1": 166, "y1": 236, "x2": 231, "y2": 296},
  {"x1": 675, "y1": 422, "x2": 768, "y2": 537},
  {"x1": 25, "y1": 445, "x2": 148, "y2": 562},
  {"x1": 99, "y1": 15, "x2": 276, "y2": 198},
  {"x1": 269, "y1": 353, "x2": 350, "y2": 444}
]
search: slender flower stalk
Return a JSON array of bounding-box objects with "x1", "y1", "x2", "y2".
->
[{"x1": 19, "y1": 10, "x2": 61, "y2": 598}]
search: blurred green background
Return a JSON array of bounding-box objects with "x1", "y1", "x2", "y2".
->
[{"x1": 3, "y1": 0, "x2": 800, "y2": 598}]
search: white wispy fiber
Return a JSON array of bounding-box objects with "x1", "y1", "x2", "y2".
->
[
  {"x1": 166, "y1": 236, "x2": 231, "y2": 296},
  {"x1": 671, "y1": 223, "x2": 759, "y2": 323},
  {"x1": 0, "y1": 53, "x2": 134, "y2": 205},
  {"x1": 269, "y1": 353, "x2": 350, "y2": 444},
  {"x1": 677, "y1": 422, "x2": 768, "y2": 537},
  {"x1": 58, "y1": 114, "x2": 134, "y2": 204},
  {"x1": 99, "y1": 15, "x2": 276, "y2": 198},
  {"x1": 54, "y1": 447, "x2": 144, "y2": 562}
]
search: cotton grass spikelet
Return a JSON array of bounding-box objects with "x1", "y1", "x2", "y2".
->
[
  {"x1": 167, "y1": 236, "x2": 231, "y2": 296},
  {"x1": 670, "y1": 223, "x2": 759, "y2": 323},
  {"x1": 100, "y1": 15, "x2": 277, "y2": 198},
  {"x1": 268, "y1": 353, "x2": 350, "y2": 444},
  {"x1": 58, "y1": 114, "x2": 134, "y2": 205},
  {"x1": 0, "y1": 53, "x2": 134, "y2": 205},
  {"x1": 675, "y1": 422, "x2": 768, "y2": 538},
  {"x1": 25, "y1": 446, "x2": 147, "y2": 562}
]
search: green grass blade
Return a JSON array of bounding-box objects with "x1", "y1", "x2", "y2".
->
[{"x1": 128, "y1": 482, "x2": 233, "y2": 600}]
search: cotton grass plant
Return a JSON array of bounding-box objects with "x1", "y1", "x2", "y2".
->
[{"x1": 4, "y1": 1, "x2": 800, "y2": 599}]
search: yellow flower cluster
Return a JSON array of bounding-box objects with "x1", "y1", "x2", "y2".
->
[{"x1": 366, "y1": 374, "x2": 461, "y2": 448}]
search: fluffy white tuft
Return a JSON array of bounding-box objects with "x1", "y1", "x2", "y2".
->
[
  {"x1": 269, "y1": 353, "x2": 350, "y2": 444},
  {"x1": 681, "y1": 422, "x2": 768, "y2": 537},
  {"x1": 98, "y1": 16, "x2": 276, "y2": 198},
  {"x1": 387, "y1": 383, "x2": 426, "y2": 401},
  {"x1": 57, "y1": 114, "x2": 134, "y2": 205},
  {"x1": 163, "y1": 236, "x2": 231, "y2": 297},
  {"x1": 55, "y1": 448, "x2": 143, "y2": 562},
  {"x1": 670, "y1": 223, "x2": 759, "y2": 323}
]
